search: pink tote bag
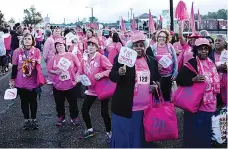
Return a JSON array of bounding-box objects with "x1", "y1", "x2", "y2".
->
[
  {"x1": 36, "y1": 64, "x2": 46, "y2": 87},
  {"x1": 143, "y1": 88, "x2": 178, "y2": 142},
  {"x1": 172, "y1": 62, "x2": 207, "y2": 113},
  {"x1": 95, "y1": 77, "x2": 116, "y2": 100}
]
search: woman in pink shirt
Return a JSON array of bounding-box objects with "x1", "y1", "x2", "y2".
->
[
  {"x1": 77, "y1": 37, "x2": 112, "y2": 141},
  {"x1": 68, "y1": 37, "x2": 83, "y2": 62},
  {"x1": 109, "y1": 31, "x2": 160, "y2": 148},
  {"x1": 176, "y1": 38, "x2": 220, "y2": 148},
  {"x1": 106, "y1": 32, "x2": 123, "y2": 64},
  {"x1": 43, "y1": 29, "x2": 55, "y2": 84},
  {"x1": 10, "y1": 33, "x2": 42, "y2": 130},
  {"x1": 150, "y1": 29, "x2": 178, "y2": 102},
  {"x1": 48, "y1": 39, "x2": 81, "y2": 127},
  {"x1": 83, "y1": 29, "x2": 94, "y2": 52}
]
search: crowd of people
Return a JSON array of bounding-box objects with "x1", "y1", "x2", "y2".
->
[{"x1": 0, "y1": 21, "x2": 227, "y2": 148}]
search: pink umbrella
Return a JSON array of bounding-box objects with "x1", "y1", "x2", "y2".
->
[{"x1": 175, "y1": 0, "x2": 189, "y2": 21}]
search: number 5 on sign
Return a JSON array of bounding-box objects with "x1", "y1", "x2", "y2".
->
[{"x1": 118, "y1": 47, "x2": 137, "y2": 67}]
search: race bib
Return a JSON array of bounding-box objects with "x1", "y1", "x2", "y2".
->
[
  {"x1": 158, "y1": 56, "x2": 172, "y2": 68},
  {"x1": 72, "y1": 47, "x2": 78, "y2": 55},
  {"x1": 137, "y1": 71, "x2": 150, "y2": 85},
  {"x1": 80, "y1": 75, "x2": 91, "y2": 86},
  {"x1": 59, "y1": 71, "x2": 70, "y2": 81},
  {"x1": 57, "y1": 57, "x2": 71, "y2": 71}
]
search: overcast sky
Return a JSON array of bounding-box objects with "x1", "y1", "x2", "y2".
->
[{"x1": 0, "y1": 0, "x2": 227, "y2": 23}]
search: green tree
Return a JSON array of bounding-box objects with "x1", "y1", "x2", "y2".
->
[
  {"x1": 23, "y1": 5, "x2": 43, "y2": 26},
  {"x1": 89, "y1": 16, "x2": 98, "y2": 23},
  {"x1": 195, "y1": 9, "x2": 228, "y2": 20},
  {"x1": 0, "y1": 11, "x2": 5, "y2": 26},
  {"x1": 8, "y1": 18, "x2": 15, "y2": 24}
]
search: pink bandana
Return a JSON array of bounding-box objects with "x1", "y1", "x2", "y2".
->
[{"x1": 196, "y1": 57, "x2": 220, "y2": 105}]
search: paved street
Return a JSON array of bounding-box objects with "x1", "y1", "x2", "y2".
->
[{"x1": 0, "y1": 61, "x2": 184, "y2": 148}]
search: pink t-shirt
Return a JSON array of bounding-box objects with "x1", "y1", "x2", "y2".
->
[
  {"x1": 156, "y1": 46, "x2": 173, "y2": 76},
  {"x1": 199, "y1": 60, "x2": 217, "y2": 112},
  {"x1": 12, "y1": 47, "x2": 40, "y2": 89},
  {"x1": 132, "y1": 57, "x2": 151, "y2": 111},
  {"x1": 107, "y1": 42, "x2": 122, "y2": 64},
  {"x1": 77, "y1": 52, "x2": 113, "y2": 96},
  {"x1": 183, "y1": 44, "x2": 193, "y2": 64},
  {"x1": 214, "y1": 52, "x2": 220, "y2": 63},
  {"x1": 48, "y1": 52, "x2": 80, "y2": 90}
]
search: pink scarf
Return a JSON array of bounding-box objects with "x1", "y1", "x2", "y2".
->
[{"x1": 196, "y1": 57, "x2": 220, "y2": 105}]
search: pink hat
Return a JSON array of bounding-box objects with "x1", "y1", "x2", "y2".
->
[
  {"x1": 126, "y1": 31, "x2": 149, "y2": 49},
  {"x1": 187, "y1": 32, "x2": 202, "y2": 38},
  {"x1": 195, "y1": 38, "x2": 210, "y2": 47},
  {"x1": 87, "y1": 37, "x2": 99, "y2": 47},
  {"x1": 54, "y1": 38, "x2": 65, "y2": 44}
]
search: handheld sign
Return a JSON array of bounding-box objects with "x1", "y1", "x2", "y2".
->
[
  {"x1": 118, "y1": 47, "x2": 137, "y2": 67},
  {"x1": 80, "y1": 75, "x2": 91, "y2": 86},
  {"x1": 4, "y1": 88, "x2": 17, "y2": 100},
  {"x1": 220, "y1": 50, "x2": 228, "y2": 64}
]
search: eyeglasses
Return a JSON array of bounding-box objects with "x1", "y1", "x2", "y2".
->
[{"x1": 158, "y1": 36, "x2": 167, "y2": 39}]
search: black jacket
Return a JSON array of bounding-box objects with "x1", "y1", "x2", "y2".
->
[
  {"x1": 109, "y1": 48, "x2": 160, "y2": 118},
  {"x1": 176, "y1": 58, "x2": 198, "y2": 87},
  {"x1": 10, "y1": 32, "x2": 20, "y2": 51}
]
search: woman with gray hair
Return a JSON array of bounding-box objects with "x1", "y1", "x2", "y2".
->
[
  {"x1": 43, "y1": 29, "x2": 55, "y2": 84},
  {"x1": 209, "y1": 34, "x2": 227, "y2": 106}
]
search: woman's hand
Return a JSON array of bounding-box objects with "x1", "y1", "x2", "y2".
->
[
  {"x1": 9, "y1": 79, "x2": 15, "y2": 89},
  {"x1": 95, "y1": 73, "x2": 103, "y2": 80},
  {"x1": 118, "y1": 66, "x2": 126, "y2": 76},
  {"x1": 192, "y1": 75, "x2": 206, "y2": 82},
  {"x1": 149, "y1": 81, "x2": 160, "y2": 93}
]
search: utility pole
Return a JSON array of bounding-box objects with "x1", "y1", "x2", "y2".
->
[
  {"x1": 170, "y1": 0, "x2": 174, "y2": 31},
  {"x1": 86, "y1": 7, "x2": 94, "y2": 23},
  {"x1": 130, "y1": 8, "x2": 133, "y2": 22}
]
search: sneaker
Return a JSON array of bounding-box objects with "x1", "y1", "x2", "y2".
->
[
  {"x1": 71, "y1": 118, "x2": 80, "y2": 126},
  {"x1": 56, "y1": 116, "x2": 65, "y2": 126},
  {"x1": 30, "y1": 119, "x2": 38, "y2": 130},
  {"x1": 23, "y1": 119, "x2": 31, "y2": 130},
  {"x1": 79, "y1": 130, "x2": 94, "y2": 139},
  {"x1": 106, "y1": 132, "x2": 112, "y2": 143}
]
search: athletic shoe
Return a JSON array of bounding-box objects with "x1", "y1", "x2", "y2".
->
[
  {"x1": 71, "y1": 118, "x2": 80, "y2": 126},
  {"x1": 56, "y1": 116, "x2": 65, "y2": 126},
  {"x1": 30, "y1": 119, "x2": 38, "y2": 130},
  {"x1": 106, "y1": 131, "x2": 112, "y2": 143},
  {"x1": 79, "y1": 130, "x2": 94, "y2": 139},
  {"x1": 23, "y1": 119, "x2": 31, "y2": 130},
  {"x1": 46, "y1": 80, "x2": 53, "y2": 85}
]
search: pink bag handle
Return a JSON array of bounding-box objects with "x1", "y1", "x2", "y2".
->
[
  {"x1": 184, "y1": 62, "x2": 198, "y2": 75},
  {"x1": 151, "y1": 85, "x2": 165, "y2": 107}
]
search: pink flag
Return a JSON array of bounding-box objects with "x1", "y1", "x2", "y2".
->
[
  {"x1": 198, "y1": 9, "x2": 201, "y2": 22},
  {"x1": 149, "y1": 9, "x2": 155, "y2": 34},
  {"x1": 160, "y1": 15, "x2": 163, "y2": 22},
  {"x1": 121, "y1": 17, "x2": 126, "y2": 32},
  {"x1": 175, "y1": 0, "x2": 189, "y2": 21},
  {"x1": 131, "y1": 14, "x2": 137, "y2": 31},
  {"x1": 190, "y1": 2, "x2": 196, "y2": 33}
]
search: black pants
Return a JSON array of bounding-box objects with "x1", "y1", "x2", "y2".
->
[
  {"x1": 160, "y1": 76, "x2": 172, "y2": 101},
  {"x1": 18, "y1": 88, "x2": 38, "y2": 119},
  {"x1": 81, "y1": 95, "x2": 111, "y2": 132},
  {"x1": 0, "y1": 55, "x2": 6, "y2": 67},
  {"x1": 53, "y1": 86, "x2": 79, "y2": 119}
]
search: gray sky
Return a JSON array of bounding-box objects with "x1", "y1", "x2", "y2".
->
[{"x1": 0, "y1": 0, "x2": 227, "y2": 23}]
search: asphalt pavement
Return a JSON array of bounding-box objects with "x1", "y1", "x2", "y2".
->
[{"x1": 0, "y1": 61, "x2": 184, "y2": 148}]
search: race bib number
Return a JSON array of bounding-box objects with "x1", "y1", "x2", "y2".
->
[
  {"x1": 220, "y1": 50, "x2": 228, "y2": 63},
  {"x1": 158, "y1": 56, "x2": 172, "y2": 68},
  {"x1": 57, "y1": 57, "x2": 71, "y2": 71},
  {"x1": 137, "y1": 71, "x2": 150, "y2": 84},
  {"x1": 59, "y1": 71, "x2": 70, "y2": 81}
]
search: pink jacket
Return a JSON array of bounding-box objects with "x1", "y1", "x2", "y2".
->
[
  {"x1": 68, "y1": 44, "x2": 83, "y2": 62},
  {"x1": 107, "y1": 42, "x2": 122, "y2": 64},
  {"x1": 43, "y1": 37, "x2": 55, "y2": 63},
  {"x1": 77, "y1": 52, "x2": 113, "y2": 96},
  {"x1": 36, "y1": 30, "x2": 43, "y2": 42}
]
